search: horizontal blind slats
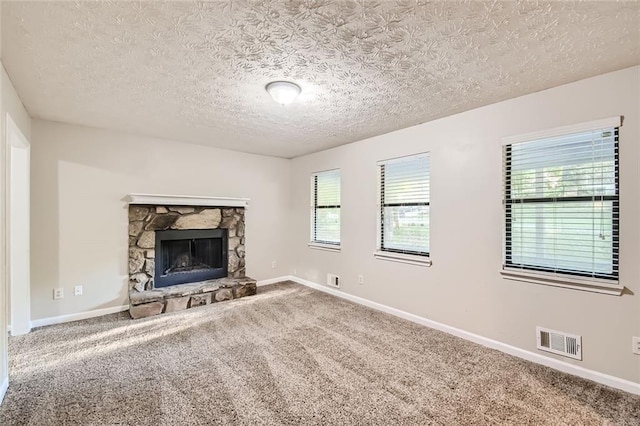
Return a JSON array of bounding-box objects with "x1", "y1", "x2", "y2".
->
[
  {"x1": 380, "y1": 154, "x2": 430, "y2": 255},
  {"x1": 504, "y1": 126, "x2": 618, "y2": 280},
  {"x1": 315, "y1": 169, "x2": 340, "y2": 206},
  {"x1": 312, "y1": 169, "x2": 340, "y2": 244}
]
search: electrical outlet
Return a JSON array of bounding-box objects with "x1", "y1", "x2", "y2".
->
[
  {"x1": 358, "y1": 275, "x2": 364, "y2": 285},
  {"x1": 53, "y1": 288, "x2": 64, "y2": 300},
  {"x1": 271, "y1": 261, "x2": 277, "y2": 269},
  {"x1": 74, "y1": 285, "x2": 83, "y2": 296},
  {"x1": 633, "y1": 337, "x2": 640, "y2": 355}
]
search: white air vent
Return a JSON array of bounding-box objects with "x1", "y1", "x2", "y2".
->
[
  {"x1": 536, "y1": 327, "x2": 582, "y2": 360},
  {"x1": 327, "y1": 273, "x2": 340, "y2": 288}
]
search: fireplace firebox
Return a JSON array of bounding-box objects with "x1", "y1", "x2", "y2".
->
[{"x1": 154, "y1": 229, "x2": 228, "y2": 288}]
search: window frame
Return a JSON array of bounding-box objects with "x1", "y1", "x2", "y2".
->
[
  {"x1": 309, "y1": 169, "x2": 341, "y2": 250},
  {"x1": 374, "y1": 153, "x2": 432, "y2": 267},
  {"x1": 500, "y1": 116, "x2": 623, "y2": 295}
]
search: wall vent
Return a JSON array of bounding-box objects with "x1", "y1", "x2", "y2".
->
[
  {"x1": 536, "y1": 327, "x2": 582, "y2": 360},
  {"x1": 327, "y1": 274, "x2": 340, "y2": 288}
]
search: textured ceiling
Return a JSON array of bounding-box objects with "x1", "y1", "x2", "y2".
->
[{"x1": 2, "y1": 1, "x2": 639, "y2": 158}]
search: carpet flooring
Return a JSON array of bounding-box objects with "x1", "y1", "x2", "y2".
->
[{"x1": 0, "y1": 281, "x2": 638, "y2": 425}]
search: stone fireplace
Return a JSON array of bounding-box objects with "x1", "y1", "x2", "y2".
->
[{"x1": 125, "y1": 194, "x2": 257, "y2": 319}]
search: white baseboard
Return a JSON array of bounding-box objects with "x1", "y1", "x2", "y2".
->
[
  {"x1": 30, "y1": 305, "x2": 130, "y2": 329},
  {"x1": 0, "y1": 376, "x2": 8, "y2": 405},
  {"x1": 274, "y1": 275, "x2": 640, "y2": 396},
  {"x1": 257, "y1": 276, "x2": 294, "y2": 287}
]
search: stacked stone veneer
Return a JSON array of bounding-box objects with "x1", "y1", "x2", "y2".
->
[
  {"x1": 128, "y1": 205, "x2": 256, "y2": 319},
  {"x1": 128, "y1": 277, "x2": 257, "y2": 319}
]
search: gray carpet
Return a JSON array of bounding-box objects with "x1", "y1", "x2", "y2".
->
[{"x1": 1, "y1": 281, "x2": 638, "y2": 425}]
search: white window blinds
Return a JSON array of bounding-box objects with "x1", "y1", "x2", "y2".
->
[
  {"x1": 378, "y1": 153, "x2": 430, "y2": 256},
  {"x1": 311, "y1": 169, "x2": 341, "y2": 245},
  {"x1": 504, "y1": 126, "x2": 619, "y2": 280}
]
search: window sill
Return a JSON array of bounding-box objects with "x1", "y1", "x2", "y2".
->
[
  {"x1": 374, "y1": 251, "x2": 432, "y2": 267},
  {"x1": 500, "y1": 268, "x2": 624, "y2": 296},
  {"x1": 308, "y1": 242, "x2": 341, "y2": 252}
]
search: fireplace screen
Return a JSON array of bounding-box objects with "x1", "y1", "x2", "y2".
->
[{"x1": 155, "y1": 229, "x2": 228, "y2": 288}]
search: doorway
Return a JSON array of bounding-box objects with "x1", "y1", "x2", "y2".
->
[{"x1": 6, "y1": 114, "x2": 30, "y2": 336}]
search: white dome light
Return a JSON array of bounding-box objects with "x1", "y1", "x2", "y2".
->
[{"x1": 265, "y1": 81, "x2": 301, "y2": 106}]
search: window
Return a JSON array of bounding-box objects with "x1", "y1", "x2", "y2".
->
[
  {"x1": 310, "y1": 169, "x2": 340, "y2": 247},
  {"x1": 503, "y1": 121, "x2": 619, "y2": 286},
  {"x1": 377, "y1": 153, "x2": 430, "y2": 260}
]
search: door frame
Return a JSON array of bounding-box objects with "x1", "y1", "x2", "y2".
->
[{"x1": 5, "y1": 113, "x2": 31, "y2": 336}]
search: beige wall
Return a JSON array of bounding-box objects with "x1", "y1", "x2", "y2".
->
[
  {"x1": 30, "y1": 120, "x2": 292, "y2": 320},
  {"x1": 0, "y1": 63, "x2": 32, "y2": 395},
  {"x1": 290, "y1": 66, "x2": 640, "y2": 383}
]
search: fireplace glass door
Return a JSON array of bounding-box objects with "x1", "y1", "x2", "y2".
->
[{"x1": 155, "y1": 229, "x2": 227, "y2": 288}]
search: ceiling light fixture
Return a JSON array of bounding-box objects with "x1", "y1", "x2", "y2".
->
[{"x1": 265, "y1": 81, "x2": 301, "y2": 106}]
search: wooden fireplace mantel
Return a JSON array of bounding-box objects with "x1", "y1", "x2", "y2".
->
[{"x1": 124, "y1": 193, "x2": 250, "y2": 208}]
